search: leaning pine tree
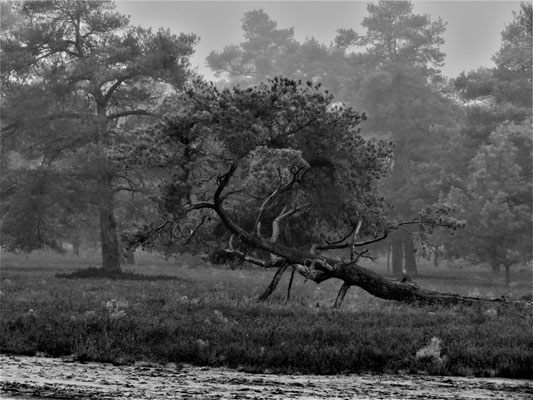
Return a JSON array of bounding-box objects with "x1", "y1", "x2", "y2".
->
[{"x1": 118, "y1": 77, "x2": 501, "y2": 306}]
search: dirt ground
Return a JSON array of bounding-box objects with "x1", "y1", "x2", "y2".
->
[{"x1": 1, "y1": 355, "x2": 532, "y2": 399}]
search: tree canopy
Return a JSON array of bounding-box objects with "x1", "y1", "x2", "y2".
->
[
  {"x1": 440, "y1": 3, "x2": 533, "y2": 279},
  {"x1": 443, "y1": 119, "x2": 532, "y2": 282},
  {"x1": 1, "y1": 0, "x2": 198, "y2": 269},
  {"x1": 118, "y1": 76, "x2": 480, "y2": 306}
]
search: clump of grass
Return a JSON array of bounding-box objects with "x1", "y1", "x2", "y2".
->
[
  {"x1": 415, "y1": 336, "x2": 448, "y2": 374},
  {"x1": 56, "y1": 266, "x2": 182, "y2": 281}
]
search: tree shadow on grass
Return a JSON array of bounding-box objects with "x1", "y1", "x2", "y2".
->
[{"x1": 56, "y1": 266, "x2": 183, "y2": 281}]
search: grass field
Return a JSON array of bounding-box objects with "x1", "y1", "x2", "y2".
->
[{"x1": 1, "y1": 250, "x2": 532, "y2": 378}]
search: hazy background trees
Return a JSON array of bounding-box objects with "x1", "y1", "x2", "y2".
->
[
  {"x1": 1, "y1": 1, "x2": 531, "y2": 286},
  {"x1": 204, "y1": 1, "x2": 531, "y2": 283}
]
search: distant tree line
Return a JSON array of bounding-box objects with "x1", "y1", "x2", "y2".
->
[{"x1": 1, "y1": 1, "x2": 530, "y2": 296}]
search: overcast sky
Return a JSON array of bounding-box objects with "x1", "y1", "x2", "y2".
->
[{"x1": 114, "y1": 1, "x2": 522, "y2": 80}]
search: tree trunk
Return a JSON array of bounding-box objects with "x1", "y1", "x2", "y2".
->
[
  {"x1": 258, "y1": 263, "x2": 289, "y2": 301},
  {"x1": 94, "y1": 103, "x2": 121, "y2": 272},
  {"x1": 331, "y1": 261, "x2": 499, "y2": 305},
  {"x1": 504, "y1": 264, "x2": 511, "y2": 288},
  {"x1": 72, "y1": 233, "x2": 81, "y2": 257},
  {"x1": 333, "y1": 282, "x2": 350, "y2": 308},
  {"x1": 392, "y1": 233, "x2": 403, "y2": 277},
  {"x1": 403, "y1": 232, "x2": 418, "y2": 277},
  {"x1": 386, "y1": 245, "x2": 391, "y2": 273},
  {"x1": 285, "y1": 267, "x2": 296, "y2": 304},
  {"x1": 433, "y1": 247, "x2": 439, "y2": 268},
  {"x1": 98, "y1": 177, "x2": 121, "y2": 272}
]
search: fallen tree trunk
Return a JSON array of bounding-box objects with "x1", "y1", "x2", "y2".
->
[
  {"x1": 325, "y1": 261, "x2": 499, "y2": 305},
  {"x1": 199, "y1": 165, "x2": 504, "y2": 307},
  {"x1": 219, "y1": 211, "x2": 501, "y2": 306}
]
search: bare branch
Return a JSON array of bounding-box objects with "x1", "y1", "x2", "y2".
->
[
  {"x1": 226, "y1": 234, "x2": 279, "y2": 268},
  {"x1": 112, "y1": 186, "x2": 145, "y2": 193},
  {"x1": 253, "y1": 168, "x2": 304, "y2": 234},
  {"x1": 350, "y1": 219, "x2": 363, "y2": 261},
  {"x1": 154, "y1": 220, "x2": 170, "y2": 231},
  {"x1": 106, "y1": 109, "x2": 153, "y2": 120},
  {"x1": 278, "y1": 203, "x2": 309, "y2": 220},
  {"x1": 270, "y1": 203, "x2": 309, "y2": 246},
  {"x1": 315, "y1": 218, "x2": 421, "y2": 252},
  {"x1": 327, "y1": 222, "x2": 359, "y2": 246},
  {"x1": 103, "y1": 78, "x2": 127, "y2": 104},
  {"x1": 183, "y1": 215, "x2": 211, "y2": 245}
]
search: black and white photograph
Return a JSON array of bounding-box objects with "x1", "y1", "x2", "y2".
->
[{"x1": 1, "y1": 1, "x2": 532, "y2": 398}]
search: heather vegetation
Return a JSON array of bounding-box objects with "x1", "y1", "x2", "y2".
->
[
  {"x1": 1, "y1": 0, "x2": 532, "y2": 382},
  {"x1": 1, "y1": 252, "x2": 532, "y2": 378}
]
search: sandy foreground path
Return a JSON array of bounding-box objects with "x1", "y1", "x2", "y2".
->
[{"x1": 1, "y1": 354, "x2": 532, "y2": 399}]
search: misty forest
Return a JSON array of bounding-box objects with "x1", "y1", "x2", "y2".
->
[{"x1": 1, "y1": 1, "x2": 532, "y2": 396}]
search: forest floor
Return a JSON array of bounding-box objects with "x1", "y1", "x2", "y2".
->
[{"x1": 2, "y1": 354, "x2": 532, "y2": 400}]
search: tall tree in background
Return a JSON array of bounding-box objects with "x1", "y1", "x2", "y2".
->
[
  {"x1": 442, "y1": 3, "x2": 533, "y2": 278},
  {"x1": 444, "y1": 120, "x2": 532, "y2": 285},
  {"x1": 206, "y1": 9, "x2": 358, "y2": 97},
  {"x1": 336, "y1": 1, "x2": 449, "y2": 276},
  {"x1": 492, "y1": 2, "x2": 532, "y2": 111},
  {"x1": 452, "y1": 2, "x2": 531, "y2": 158},
  {"x1": 206, "y1": 9, "x2": 297, "y2": 84},
  {"x1": 1, "y1": 0, "x2": 197, "y2": 270}
]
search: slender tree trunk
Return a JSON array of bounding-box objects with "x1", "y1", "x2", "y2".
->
[
  {"x1": 333, "y1": 281, "x2": 351, "y2": 308},
  {"x1": 392, "y1": 233, "x2": 403, "y2": 277},
  {"x1": 285, "y1": 267, "x2": 296, "y2": 304},
  {"x1": 258, "y1": 263, "x2": 289, "y2": 301},
  {"x1": 433, "y1": 247, "x2": 439, "y2": 268},
  {"x1": 504, "y1": 264, "x2": 511, "y2": 288},
  {"x1": 403, "y1": 232, "x2": 418, "y2": 277},
  {"x1": 98, "y1": 176, "x2": 121, "y2": 272},
  {"x1": 72, "y1": 233, "x2": 81, "y2": 257},
  {"x1": 386, "y1": 245, "x2": 391, "y2": 273}
]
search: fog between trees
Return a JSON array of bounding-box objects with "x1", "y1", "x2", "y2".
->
[{"x1": 1, "y1": 1, "x2": 531, "y2": 302}]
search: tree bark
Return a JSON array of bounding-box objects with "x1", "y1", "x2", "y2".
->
[
  {"x1": 391, "y1": 232, "x2": 403, "y2": 277},
  {"x1": 98, "y1": 176, "x2": 121, "y2": 272},
  {"x1": 403, "y1": 232, "x2": 418, "y2": 277},
  {"x1": 333, "y1": 282, "x2": 351, "y2": 308},
  {"x1": 329, "y1": 262, "x2": 498, "y2": 305},
  {"x1": 258, "y1": 263, "x2": 289, "y2": 301},
  {"x1": 95, "y1": 102, "x2": 121, "y2": 272}
]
